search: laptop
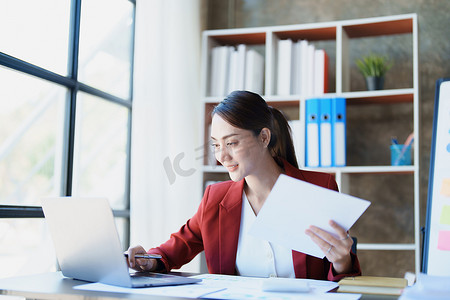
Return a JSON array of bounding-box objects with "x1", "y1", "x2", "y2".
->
[{"x1": 41, "y1": 197, "x2": 201, "y2": 288}]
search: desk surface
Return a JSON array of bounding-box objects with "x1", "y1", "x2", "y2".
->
[
  {"x1": 0, "y1": 272, "x2": 399, "y2": 300},
  {"x1": 0, "y1": 272, "x2": 193, "y2": 300}
]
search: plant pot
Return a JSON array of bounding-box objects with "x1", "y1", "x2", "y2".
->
[{"x1": 365, "y1": 76, "x2": 384, "y2": 91}]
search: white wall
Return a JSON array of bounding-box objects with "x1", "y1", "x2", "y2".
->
[{"x1": 130, "y1": 0, "x2": 203, "y2": 272}]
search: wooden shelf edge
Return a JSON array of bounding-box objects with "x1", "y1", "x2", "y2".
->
[
  {"x1": 343, "y1": 18, "x2": 413, "y2": 38},
  {"x1": 342, "y1": 88, "x2": 414, "y2": 104},
  {"x1": 203, "y1": 14, "x2": 416, "y2": 41},
  {"x1": 304, "y1": 165, "x2": 415, "y2": 174},
  {"x1": 203, "y1": 88, "x2": 414, "y2": 104},
  {"x1": 204, "y1": 165, "x2": 415, "y2": 174}
]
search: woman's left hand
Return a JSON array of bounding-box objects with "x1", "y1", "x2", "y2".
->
[{"x1": 305, "y1": 220, "x2": 353, "y2": 274}]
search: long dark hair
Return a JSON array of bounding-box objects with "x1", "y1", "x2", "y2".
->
[{"x1": 212, "y1": 90, "x2": 298, "y2": 169}]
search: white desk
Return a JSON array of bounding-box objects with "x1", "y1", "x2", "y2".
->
[
  {"x1": 0, "y1": 272, "x2": 398, "y2": 300},
  {"x1": 0, "y1": 272, "x2": 192, "y2": 300}
]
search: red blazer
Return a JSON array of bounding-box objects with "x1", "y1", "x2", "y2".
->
[{"x1": 149, "y1": 160, "x2": 361, "y2": 281}]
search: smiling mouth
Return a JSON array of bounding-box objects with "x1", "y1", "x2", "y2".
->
[{"x1": 226, "y1": 164, "x2": 239, "y2": 171}]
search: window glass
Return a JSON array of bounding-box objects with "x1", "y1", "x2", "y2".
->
[
  {"x1": 0, "y1": 218, "x2": 57, "y2": 279},
  {"x1": 72, "y1": 92, "x2": 129, "y2": 209},
  {"x1": 115, "y1": 217, "x2": 129, "y2": 250},
  {"x1": 0, "y1": 0, "x2": 134, "y2": 279},
  {"x1": 78, "y1": 0, "x2": 134, "y2": 99},
  {"x1": 0, "y1": 0, "x2": 71, "y2": 75},
  {"x1": 0, "y1": 66, "x2": 67, "y2": 205}
]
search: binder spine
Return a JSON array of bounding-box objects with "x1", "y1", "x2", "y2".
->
[
  {"x1": 305, "y1": 98, "x2": 320, "y2": 167},
  {"x1": 319, "y1": 98, "x2": 332, "y2": 167},
  {"x1": 332, "y1": 97, "x2": 347, "y2": 167}
]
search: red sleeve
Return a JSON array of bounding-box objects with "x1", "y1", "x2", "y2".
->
[
  {"x1": 147, "y1": 186, "x2": 211, "y2": 272},
  {"x1": 327, "y1": 251, "x2": 362, "y2": 281}
]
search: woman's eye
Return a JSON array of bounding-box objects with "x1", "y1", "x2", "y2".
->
[{"x1": 227, "y1": 142, "x2": 237, "y2": 147}]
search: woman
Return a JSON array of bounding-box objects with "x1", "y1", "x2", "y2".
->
[{"x1": 128, "y1": 90, "x2": 361, "y2": 281}]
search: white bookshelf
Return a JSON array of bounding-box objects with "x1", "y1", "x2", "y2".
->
[{"x1": 201, "y1": 14, "x2": 420, "y2": 275}]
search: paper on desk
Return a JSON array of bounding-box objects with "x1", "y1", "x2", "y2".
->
[
  {"x1": 191, "y1": 273, "x2": 338, "y2": 294},
  {"x1": 192, "y1": 274, "x2": 359, "y2": 300},
  {"x1": 205, "y1": 288, "x2": 361, "y2": 300},
  {"x1": 74, "y1": 274, "x2": 359, "y2": 300},
  {"x1": 248, "y1": 174, "x2": 371, "y2": 258},
  {"x1": 74, "y1": 282, "x2": 224, "y2": 298},
  {"x1": 399, "y1": 273, "x2": 450, "y2": 300}
]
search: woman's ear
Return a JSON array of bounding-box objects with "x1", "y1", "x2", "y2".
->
[{"x1": 260, "y1": 128, "x2": 271, "y2": 147}]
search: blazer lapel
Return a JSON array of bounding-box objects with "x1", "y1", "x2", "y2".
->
[
  {"x1": 218, "y1": 179, "x2": 244, "y2": 274},
  {"x1": 292, "y1": 250, "x2": 308, "y2": 278}
]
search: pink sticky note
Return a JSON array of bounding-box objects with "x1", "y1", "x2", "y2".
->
[{"x1": 437, "y1": 231, "x2": 450, "y2": 251}]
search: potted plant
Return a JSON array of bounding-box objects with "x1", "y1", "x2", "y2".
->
[{"x1": 355, "y1": 54, "x2": 393, "y2": 90}]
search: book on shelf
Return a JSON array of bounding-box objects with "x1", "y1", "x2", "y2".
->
[
  {"x1": 236, "y1": 44, "x2": 247, "y2": 91},
  {"x1": 227, "y1": 48, "x2": 238, "y2": 94},
  {"x1": 209, "y1": 45, "x2": 263, "y2": 97},
  {"x1": 305, "y1": 43, "x2": 316, "y2": 96},
  {"x1": 277, "y1": 38, "x2": 293, "y2": 95},
  {"x1": 305, "y1": 98, "x2": 346, "y2": 168},
  {"x1": 337, "y1": 276, "x2": 408, "y2": 296},
  {"x1": 244, "y1": 49, "x2": 264, "y2": 95},
  {"x1": 298, "y1": 40, "x2": 310, "y2": 96},
  {"x1": 314, "y1": 49, "x2": 329, "y2": 95},
  {"x1": 226, "y1": 44, "x2": 247, "y2": 94},
  {"x1": 331, "y1": 97, "x2": 346, "y2": 166},
  {"x1": 305, "y1": 98, "x2": 320, "y2": 167},
  {"x1": 276, "y1": 39, "x2": 328, "y2": 96},
  {"x1": 319, "y1": 98, "x2": 332, "y2": 167},
  {"x1": 210, "y1": 45, "x2": 232, "y2": 97}
]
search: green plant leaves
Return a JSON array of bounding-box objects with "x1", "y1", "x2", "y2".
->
[{"x1": 355, "y1": 54, "x2": 393, "y2": 77}]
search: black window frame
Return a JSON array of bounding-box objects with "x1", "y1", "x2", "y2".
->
[{"x1": 0, "y1": 0, "x2": 136, "y2": 247}]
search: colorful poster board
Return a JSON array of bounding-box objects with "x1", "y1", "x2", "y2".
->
[{"x1": 423, "y1": 78, "x2": 450, "y2": 275}]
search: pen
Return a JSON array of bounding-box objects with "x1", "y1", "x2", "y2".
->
[
  {"x1": 124, "y1": 253, "x2": 162, "y2": 259},
  {"x1": 393, "y1": 132, "x2": 414, "y2": 165}
]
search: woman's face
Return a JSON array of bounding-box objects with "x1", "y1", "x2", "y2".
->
[{"x1": 210, "y1": 114, "x2": 268, "y2": 182}]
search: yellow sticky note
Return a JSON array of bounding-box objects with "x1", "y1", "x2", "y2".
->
[
  {"x1": 440, "y1": 205, "x2": 450, "y2": 225},
  {"x1": 441, "y1": 178, "x2": 450, "y2": 197}
]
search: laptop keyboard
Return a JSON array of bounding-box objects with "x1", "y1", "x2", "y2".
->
[
  {"x1": 129, "y1": 272, "x2": 201, "y2": 287},
  {"x1": 131, "y1": 276, "x2": 171, "y2": 284},
  {"x1": 130, "y1": 272, "x2": 182, "y2": 285}
]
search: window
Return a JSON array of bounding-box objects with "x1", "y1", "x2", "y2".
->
[{"x1": 0, "y1": 0, "x2": 135, "y2": 278}]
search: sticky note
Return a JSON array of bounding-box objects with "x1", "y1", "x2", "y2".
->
[
  {"x1": 440, "y1": 205, "x2": 450, "y2": 225},
  {"x1": 437, "y1": 231, "x2": 450, "y2": 251},
  {"x1": 441, "y1": 178, "x2": 450, "y2": 197}
]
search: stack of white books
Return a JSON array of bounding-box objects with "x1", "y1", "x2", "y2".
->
[
  {"x1": 276, "y1": 39, "x2": 328, "y2": 96},
  {"x1": 209, "y1": 44, "x2": 264, "y2": 97}
]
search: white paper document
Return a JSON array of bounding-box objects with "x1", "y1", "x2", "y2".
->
[
  {"x1": 400, "y1": 273, "x2": 450, "y2": 300},
  {"x1": 248, "y1": 174, "x2": 371, "y2": 258},
  {"x1": 192, "y1": 273, "x2": 337, "y2": 293},
  {"x1": 191, "y1": 274, "x2": 360, "y2": 300},
  {"x1": 74, "y1": 273, "x2": 361, "y2": 300},
  {"x1": 74, "y1": 281, "x2": 224, "y2": 298}
]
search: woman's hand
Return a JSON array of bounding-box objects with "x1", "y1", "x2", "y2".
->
[
  {"x1": 305, "y1": 220, "x2": 353, "y2": 274},
  {"x1": 126, "y1": 245, "x2": 158, "y2": 272}
]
